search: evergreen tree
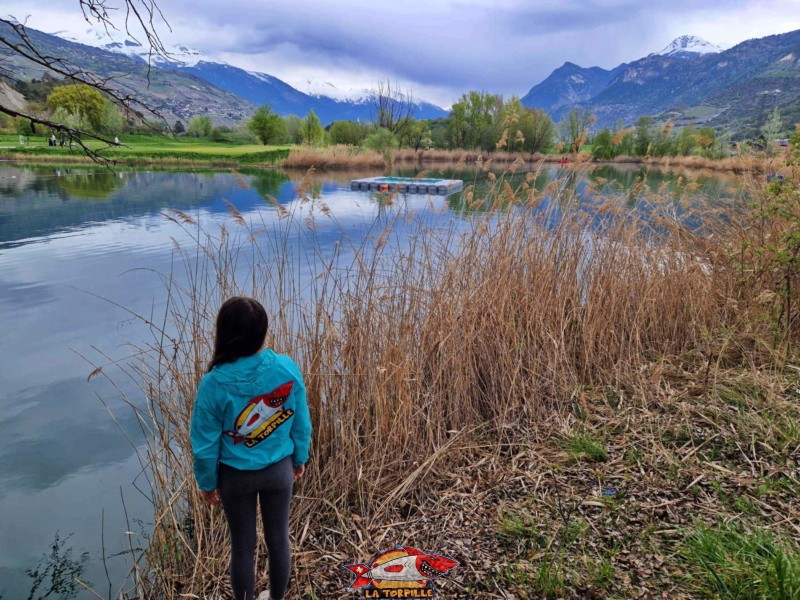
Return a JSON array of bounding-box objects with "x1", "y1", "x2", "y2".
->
[{"x1": 301, "y1": 110, "x2": 324, "y2": 145}]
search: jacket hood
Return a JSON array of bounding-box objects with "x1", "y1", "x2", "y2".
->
[{"x1": 210, "y1": 349, "x2": 277, "y2": 383}]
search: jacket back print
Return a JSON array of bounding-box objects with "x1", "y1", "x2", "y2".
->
[{"x1": 190, "y1": 349, "x2": 312, "y2": 491}]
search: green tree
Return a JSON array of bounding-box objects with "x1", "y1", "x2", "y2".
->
[
  {"x1": 187, "y1": 114, "x2": 213, "y2": 137},
  {"x1": 558, "y1": 108, "x2": 595, "y2": 153},
  {"x1": 651, "y1": 122, "x2": 677, "y2": 157},
  {"x1": 173, "y1": 120, "x2": 185, "y2": 134},
  {"x1": 524, "y1": 108, "x2": 556, "y2": 154},
  {"x1": 402, "y1": 120, "x2": 432, "y2": 150},
  {"x1": 46, "y1": 84, "x2": 105, "y2": 130},
  {"x1": 634, "y1": 116, "x2": 653, "y2": 156},
  {"x1": 51, "y1": 107, "x2": 88, "y2": 133},
  {"x1": 676, "y1": 125, "x2": 699, "y2": 156},
  {"x1": 592, "y1": 128, "x2": 615, "y2": 160},
  {"x1": 448, "y1": 100, "x2": 468, "y2": 148},
  {"x1": 694, "y1": 127, "x2": 717, "y2": 152},
  {"x1": 99, "y1": 102, "x2": 125, "y2": 136},
  {"x1": 211, "y1": 125, "x2": 232, "y2": 143},
  {"x1": 496, "y1": 98, "x2": 555, "y2": 154},
  {"x1": 428, "y1": 118, "x2": 449, "y2": 149},
  {"x1": 247, "y1": 104, "x2": 287, "y2": 145},
  {"x1": 613, "y1": 128, "x2": 635, "y2": 156},
  {"x1": 364, "y1": 127, "x2": 399, "y2": 160},
  {"x1": 284, "y1": 115, "x2": 303, "y2": 144},
  {"x1": 329, "y1": 120, "x2": 367, "y2": 145},
  {"x1": 496, "y1": 97, "x2": 525, "y2": 152},
  {"x1": 16, "y1": 117, "x2": 34, "y2": 137},
  {"x1": 448, "y1": 91, "x2": 501, "y2": 150},
  {"x1": 301, "y1": 110, "x2": 324, "y2": 145}
]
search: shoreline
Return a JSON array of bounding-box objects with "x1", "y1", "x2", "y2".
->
[
  {"x1": 0, "y1": 147, "x2": 290, "y2": 168},
  {"x1": 0, "y1": 149, "x2": 779, "y2": 175}
]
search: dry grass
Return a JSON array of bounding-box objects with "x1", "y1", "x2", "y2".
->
[
  {"x1": 284, "y1": 146, "x2": 780, "y2": 174},
  {"x1": 98, "y1": 160, "x2": 800, "y2": 598},
  {"x1": 613, "y1": 153, "x2": 780, "y2": 174},
  {"x1": 399, "y1": 149, "x2": 778, "y2": 173},
  {"x1": 283, "y1": 145, "x2": 387, "y2": 170},
  {"x1": 393, "y1": 148, "x2": 570, "y2": 164}
]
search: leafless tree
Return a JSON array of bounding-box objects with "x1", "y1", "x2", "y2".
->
[
  {"x1": 371, "y1": 78, "x2": 415, "y2": 140},
  {"x1": 0, "y1": 0, "x2": 171, "y2": 160}
]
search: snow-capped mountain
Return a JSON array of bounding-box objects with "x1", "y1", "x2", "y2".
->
[
  {"x1": 106, "y1": 40, "x2": 208, "y2": 67},
  {"x1": 52, "y1": 28, "x2": 208, "y2": 66},
  {"x1": 50, "y1": 28, "x2": 447, "y2": 123},
  {"x1": 654, "y1": 35, "x2": 722, "y2": 57},
  {"x1": 302, "y1": 79, "x2": 371, "y2": 103},
  {"x1": 521, "y1": 28, "x2": 800, "y2": 138}
]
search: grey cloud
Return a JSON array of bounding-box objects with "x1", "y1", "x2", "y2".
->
[
  {"x1": 1, "y1": 0, "x2": 796, "y2": 105},
  {"x1": 154, "y1": 0, "x2": 738, "y2": 96}
]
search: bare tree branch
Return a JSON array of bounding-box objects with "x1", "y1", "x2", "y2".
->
[
  {"x1": 0, "y1": 104, "x2": 120, "y2": 164},
  {"x1": 371, "y1": 78, "x2": 415, "y2": 140},
  {"x1": 0, "y1": 0, "x2": 174, "y2": 161}
]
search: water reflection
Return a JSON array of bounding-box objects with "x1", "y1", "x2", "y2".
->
[
  {"x1": 0, "y1": 162, "x2": 740, "y2": 598},
  {"x1": 56, "y1": 170, "x2": 126, "y2": 200}
]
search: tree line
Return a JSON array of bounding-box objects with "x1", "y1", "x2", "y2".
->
[{"x1": 11, "y1": 74, "x2": 784, "y2": 161}]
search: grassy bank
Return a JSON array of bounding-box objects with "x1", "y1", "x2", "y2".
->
[
  {"x1": 0, "y1": 134, "x2": 290, "y2": 166},
  {"x1": 95, "y1": 152, "x2": 800, "y2": 598},
  {"x1": 3, "y1": 133, "x2": 778, "y2": 174}
]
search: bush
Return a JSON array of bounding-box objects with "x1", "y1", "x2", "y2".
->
[
  {"x1": 329, "y1": 121, "x2": 367, "y2": 146},
  {"x1": 364, "y1": 127, "x2": 399, "y2": 157},
  {"x1": 188, "y1": 115, "x2": 213, "y2": 138}
]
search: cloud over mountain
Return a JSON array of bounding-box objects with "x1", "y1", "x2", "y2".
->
[{"x1": 1, "y1": 0, "x2": 800, "y2": 105}]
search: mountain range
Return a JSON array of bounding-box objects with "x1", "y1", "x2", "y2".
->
[
  {"x1": 0, "y1": 24, "x2": 447, "y2": 124},
  {"x1": 96, "y1": 38, "x2": 447, "y2": 123},
  {"x1": 0, "y1": 23, "x2": 253, "y2": 126},
  {"x1": 1, "y1": 22, "x2": 798, "y2": 138},
  {"x1": 522, "y1": 32, "x2": 800, "y2": 138}
]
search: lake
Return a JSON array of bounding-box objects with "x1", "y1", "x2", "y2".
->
[{"x1": 0, "y1": 162, "x2": 738, "y2": 598}]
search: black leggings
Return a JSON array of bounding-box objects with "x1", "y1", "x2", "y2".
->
[{"x1": 218, "y1": 456, "x2": 294, "y2": 600}]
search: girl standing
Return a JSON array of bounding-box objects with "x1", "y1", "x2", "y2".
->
[{"x1": 191, "y1": 297, "x2": 312, "y2": 600}]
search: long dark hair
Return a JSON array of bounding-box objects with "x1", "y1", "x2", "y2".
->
[{"x1": 207, "y1": 296, "x2": 269, "y2": 372}]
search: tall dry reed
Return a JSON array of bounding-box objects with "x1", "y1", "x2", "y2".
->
[
  {"x1": 283, "y1": 145, "x2": 778, "y2": 174},
  {"x1": 112, "y1": 164, "x2": 783, "y2": 598},
  {"x1": 283, "y1": 145, "x2": 386, "y2": 170}
]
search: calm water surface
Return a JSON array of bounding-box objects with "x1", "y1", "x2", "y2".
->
[{"x1": 0, "y1": 163, "x2": 736, "y2": 597}]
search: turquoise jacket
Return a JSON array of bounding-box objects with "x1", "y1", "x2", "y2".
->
[{"x1": 190, "y1": 349, "x2": 312, "y2": 491}]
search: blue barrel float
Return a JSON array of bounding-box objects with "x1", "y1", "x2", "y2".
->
[{"x1": 351, "y1": 176, "x2": 464, "y2": 195}]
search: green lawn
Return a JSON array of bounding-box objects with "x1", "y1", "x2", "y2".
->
[
  {"x1": 0, "y1": 134, "x2": 291, "y2": 165},
  {"x1": 0, "y1": 133, "x2": 288, "y2": 155}
]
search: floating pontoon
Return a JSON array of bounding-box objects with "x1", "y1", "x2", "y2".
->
[{"x1": 350, "y1": 176, "x2": 464, "y2": 195}]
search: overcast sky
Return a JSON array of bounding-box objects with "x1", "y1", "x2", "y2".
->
[{"x1": 3, "y1": 0, "x2": 800, "y2": 106}]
